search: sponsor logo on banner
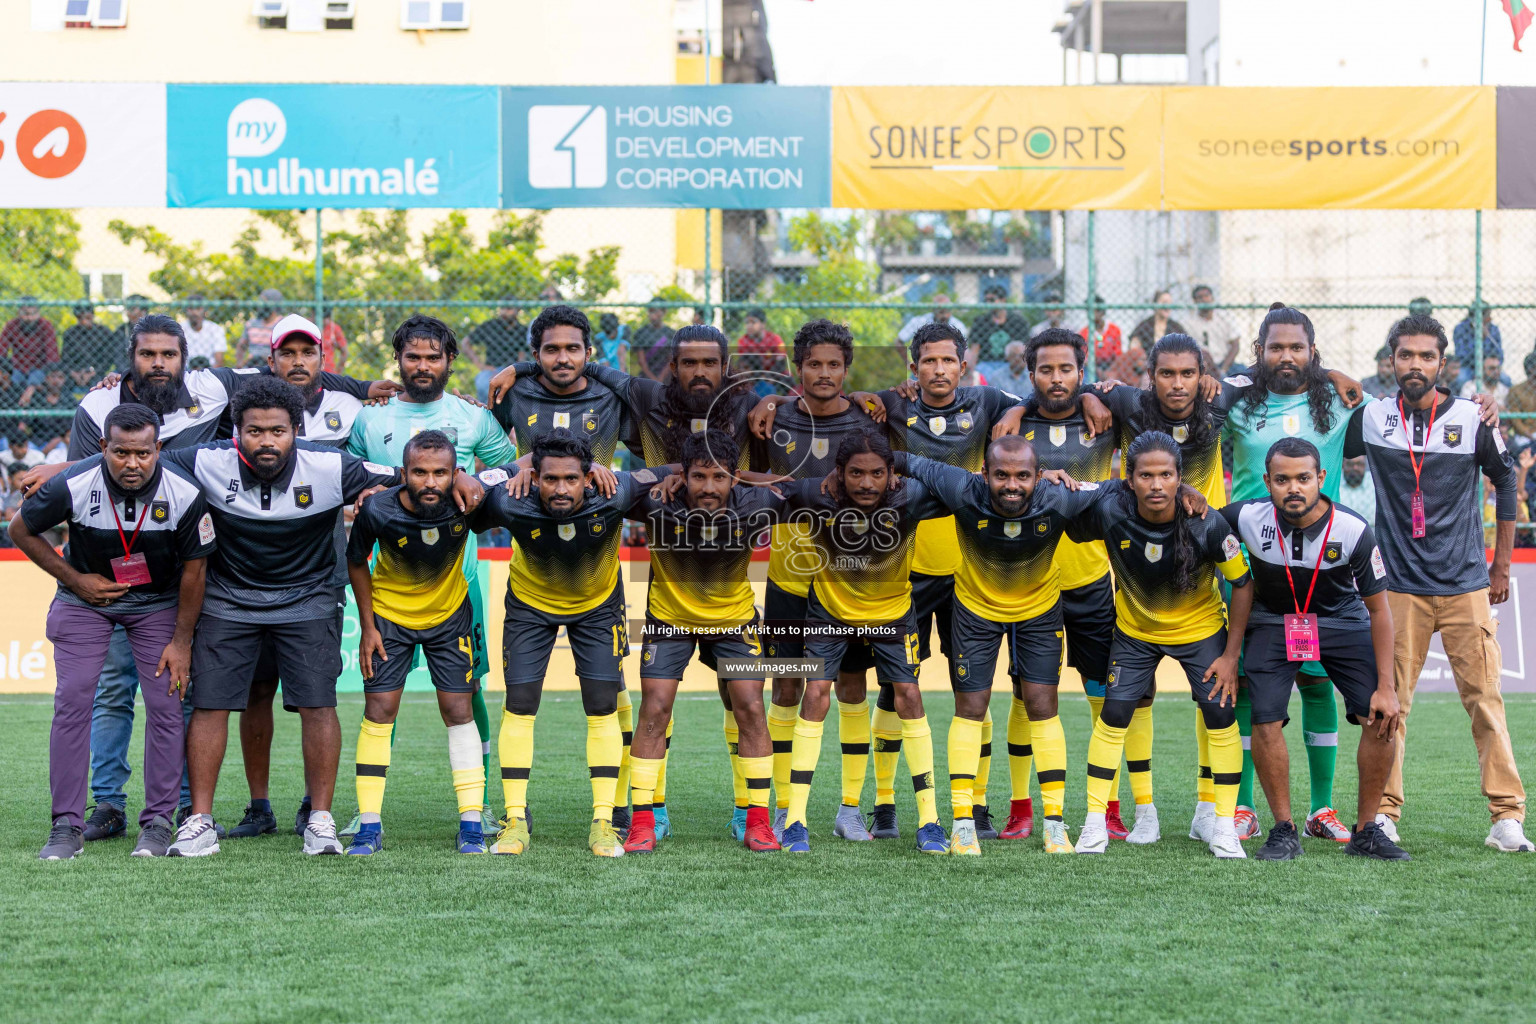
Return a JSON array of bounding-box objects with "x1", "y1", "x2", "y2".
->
[
  {"x1": 167, "y1": 84, "x2": 499, "y2": 208},
  {"x1": 0, "y1": 83, "x2": 166, "y2": 207}
]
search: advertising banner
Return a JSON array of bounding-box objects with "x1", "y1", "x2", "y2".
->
[
  {"x1": 501, "y1": 85, "x2": 831, "y2": 208},
  {"x1": 0, "y1": 82, "x2": 165, "y2": 208},
  {"x1": 1162, "y1": 86, "x2": 1496, "y2": 210},
  {"x1": 831, "y1": 85, "x2": 1163, "y2": 210},
  {"x1": 166, "y1": 84, "x2": 500, "y2": 208}
]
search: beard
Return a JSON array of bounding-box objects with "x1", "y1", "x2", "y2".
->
[
  {"x1": 242, "y1": 446, "x2": 287, "y2": 481},
  {"x1": 403, "y1": 369, "x2": 448, "y2": 402},
  {"x1": 1398, "y1": 371, "x2": 1434, "y2": 403},
  {"x1": 1037, "y1": 389, "x2": 1077, "y2": 416},
  {"x1": 665, "y1": 373, "x2": 720, "y2": 416},
  {"x1": 1269, "y1": 364, "x2": 1304, "y2": 393},
  {"x1": 128, "y1": 368, "x2": 183, "y2": 415},
  {"x1": 408, "y1": 483, "x2": 447, "y2": 507}
]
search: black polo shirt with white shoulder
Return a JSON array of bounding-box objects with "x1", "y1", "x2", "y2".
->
[
  {"x1": 1344, "y1": 390, "x2": 1516, "y2": 596},
  {"x1": 1220, "y1": 498, "x2": 1386, "y2": 628},
  {"x1": 158, "y1": 440, "x2": 399, "y2": 623},
  {"x1": 20, "y1": 456, "x2": 215, "y2": 613}
]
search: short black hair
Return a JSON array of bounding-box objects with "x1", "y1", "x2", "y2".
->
[
  {"x1": 229, "y1": 375, "x2": 305, "y2": 430},
  {"x1": 746, "y1": 307, "x2": 767, "y2": 322},
  {"x1": 1025, "y1": 327, "x2": 1086, "y2": 371},
  {"x1": 1386, "y1": 313, "x2": 1448, "y2": 355},
  {"x1": 909, "y1": 320, "x2": 966, "y2": 364},
  {"x1": 531, "y1": 427, "x2": 592, "y2": 475},
  {"x1": 127, "y1": 313, "x2": 188, "y2": 367},
  {"x1": 1265, "y1": 436, "x2": 1322, "y2": 474},
  {"x1": 403, "y1": 428, "x2": 455, "y2": 467},
  {"x1": 529, "y1": 304, "x2": 592, "y2": 351},
  {"x1": 102, "y1": 403, "x2": 160, "y2": 443},
  {"x1": 391, "y1": 314, "x2": 458, "y2": 360},
  {"x1": 792, "y1": 319, "x2": 854, "y2": 368},
  {"x1": 681, "y1": 428, "x2": 739, "y2": 474},
  {"x1": 1192, "y1": 283, "x2": 1214, "y2": 298},
  {"x1": 984, "y1": 433, "x2": 1036, "y2": 471}
]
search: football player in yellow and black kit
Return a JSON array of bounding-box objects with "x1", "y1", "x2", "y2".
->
[
  {"x1": 344, "y1": 430, "x2": 490, "y2": 856},
  {"x1": 623, "y1": 429, "x2": 782, "y2": 854},
  {"x1": 1067, "y1": 431, "x2": 1254, "y2": 858}
]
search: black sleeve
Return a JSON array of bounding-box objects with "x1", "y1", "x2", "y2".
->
[
  {"x1": 1343, "y1": 405, "x2": 1367, "y2": 459},
  {"x1": 779, "y1": 478, "x2": 821, "y2": 512},
  {"x1": 1100, "y1": 383, "x2": 1139, "y2": 430},
  {"x1": 345, "y1": 503, "x2": 379, "y2": 565},
  {"x1": 1350, "y1": 519, "x2": 1389, "y2": 598},
  {"x1": 175, "y1": 490, "x2": 216, "y2": 561},
  {"x1": 208, "y1": 366, "x2": 260, "y2": 394},
  {"x1": 980, "y1": 384, "x2": 1025, "y2": 419},
  {"x1": 18, "y1": 469, "x2": 74, "y2": 534},
  {"x1": 67, "y1": 406, "x2": 103, "y2": 459},
  {"x1": 1064, "y1": 478, "x2": 1124, "y2": 543},
  {"x1": 319, "y1": 371, "x2": 373, "y2": 401},
  {"x1": 615, "y1": 465, "x2": 673, "y2": 510},
  {"x1": 1478, "y1": 421, "x2": 1519, "y2": 521},
  {"x1": 469, "y1": 482, "x2": 513, "y2": 530},
  {"x1": 339, "y1": 452, "x2": 402, "y2": 503},
  {"x1": 898, "y1": 454, "x2": 972, "y2": 511}
]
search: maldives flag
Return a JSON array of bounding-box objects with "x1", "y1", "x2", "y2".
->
[{"x1": 1505, "y1": 0, "x2": 1533, "y2": 50}]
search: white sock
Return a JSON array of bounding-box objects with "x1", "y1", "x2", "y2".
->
[
  {"x1": 1084, "y1": 811, "x2": 1106, "y2": 827},
  {"x1": 448, "y1": 722, "x2": 482, "y2": 822},
  {"x1": 310, "y1": 810, "x2": 334, "y2": 826},
  {"x1": 1195, "y1": 800, "x2": 1215, "y2": 815},
  {"x1": 359, "y1": 812, "x2": 381, "y2": 824}
]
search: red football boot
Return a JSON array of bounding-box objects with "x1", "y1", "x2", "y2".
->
[
  {"x1": 624, "y1": 808, "x2": 657, "y2": 854},
  {"x1": 1000, "y1": 798, "x2": 1034, "y2": 839},
  {"x1": 742, "y1": 807, "x2": 781, "y2": 852},
  {"x1": 1106, "y1": 800, "x2": 1130, "y2": 840}
]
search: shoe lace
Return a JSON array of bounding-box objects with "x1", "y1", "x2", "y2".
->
[
  {"x1": 48, "y1": 818, "x2": 76, "y2": 843},
  {"x1": 85, "y1": 803, "x2": 117, "y2": 825}
]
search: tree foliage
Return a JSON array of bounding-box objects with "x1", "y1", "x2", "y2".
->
[{"x1": 0, "y1": 209, "x2": 85, "y2": 310}]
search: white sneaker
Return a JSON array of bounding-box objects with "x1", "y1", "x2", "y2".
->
[
  {"x1": 302, "y1": 815, "x2": 343, "y2": 855},
  {"x1": 167, "y1": 813, "x2": 220, "y2": 858},
  {"x1": 1042, "y1": 818, "x2": 1074, "y2": 854},
  {"x1": 1189, "y1": 801, "x2": 1216, "y2": 842},
  {"x1": 1374, "y1": 813, "x2": 1400, "y2": 843},
  {"x1": 1126, "y1": 803, "x2": 1161, "y2": 845},
  {"x1": 1486, "y1": 818, "x2": 1535, "y2": 853},
  {"x1": 1075, "y1": 815, "x2": 1109, "y2": 854},
  {"x1": 1208, "y1": 816, "x2": 1247, "y2": 859}
]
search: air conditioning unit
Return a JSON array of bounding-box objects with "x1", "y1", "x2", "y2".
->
[
  {"x1": 401, "y1": 0, "x2": 469, "y2": 31},
  {"x1": 253, "y1": 0, "x2": 288, "y2": 27},
  {"x1": 64, "y1": 0, "x2": 128, "y2": 28},
  {"x1": 324, "y1": 0, "x2": 356, "y2": 27}
]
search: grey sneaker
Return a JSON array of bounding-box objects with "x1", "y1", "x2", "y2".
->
[
  {"x1": 82, "y1": 802, "x2": 126, "y2": 841},
  {"x1": 176, "y1": 804, "x2": 226, "y2": 840},
  {"x1": 168, "y1": 814, "x2": 220, "y2": 857},
  {"x1": 772, "y1": 806, "x2": 787, "y2": 842},
  {"x1": 131, "y1": 815, "x2": 175, "y2": 857},
  {"x1": 40, "y1": 816, "x2": 84, "y2": 860},
  {"x1": 303, "y1": 815, "x2": 343, "y2": 855},
  {"x1": 832, "y1": 804, "x2": 873, "y2": 841}
]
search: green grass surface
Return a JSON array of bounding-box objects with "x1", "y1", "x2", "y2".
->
[{"x1": 2, "y1": 690, "x2": 1534, "y2": 1024}]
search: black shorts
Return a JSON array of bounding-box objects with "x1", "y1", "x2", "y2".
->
[
  {"x1": 189, "y1": 614, "x2": 343, "y2": 711},
  {"x1": 364, "y1": 597, "x2": 476, "y2": 695},
  {"x1": 1105, "y1": 627, "x2": 1227, "y2": 710},
  {"x1": 1059, "y1": 572, "x2": 1115, "y2": 685},
  {"x1": 640, "y1": 618, "x2": 766, "y2": 681},
  {"x1": 764, "y1": 580, "x2": 808, "y2": 659},
  {"x1": 802, "y1": 587, "x2": 918, "y2": 685},
  {"x1": 910, "y1": 571, "x2": 955, "y2": 662},
  {"x1": 1242, "y1": 622, "x2": 1378, "y2": 726},
  {"x1": 503, "y1": 580, "x2": 627, "y2": 686},
  {"x1": 951, "y1": 598, "x2": 1064, "y2": 693}
]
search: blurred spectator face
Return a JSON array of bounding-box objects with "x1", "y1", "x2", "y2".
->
[
  {"x1": 69, "y1": 366, "x2": 95, "y2": 388},
  {"x1": 497, "y1": 304, "x2": 519, "y2": 323},
  {"x1": 44, "y1": 366, "x2": 66, "y2": 392},
  {"x1": 1092, "y1": 308, "x2": 1106, "y2": 330},
  {"x1": 1483, "y1": 355, "x2": 1503, "y2": 387},
  {"x1": 185, "y1": 302, "x2": 206, "y2": 329},
  {"x1": 1192, "y1": 286, "x2": 1215, "y2": 314},
  {"x1": 75, "y1": 308, "x2": 95, "y2": 327},
  {"x1": 932, "y1": 294, "x2": 952, "y2": 322},
  {"x1": 691, "y1": 307, "x2": 706, "y2": 325},
  {"x1": 599, "y1": 313, "x2": 620, "y2": 336},
  {"x1": 1154, "y1": 290, "x2": 1173, "y2": 311},
  {"x1": 1377, "y1": 350, "x2": 1394, "y2": 379},
  {"x1": 1044, "y1": 304, "x2": 1063, "y2": 324},
  {"x1": 1439, "y1": 357, "x2": 1461, "y2": 386},
  {"x1": 539, "y1": 284, "x2": 560, "y2": 302},
  {"x1": 1343, "y1": 456, "x2": 1367, "y2": 487},
  {"x1": 8, "y1": 436, "x2": 28, "y2": 458},
  {"x1": 19, "y1": 302, "x2": 39, "y2": 321},
  {"x1": 744, "y1": 314, "x2": 765, "y2": 337},
  {"x1": 1005, "y1": 341, "x2": 1027, "y2": 373},
  {"x1": 647, "y1": 306, "x2": 666, "y2": 327},
  {"x1": 126, "y1": 303, "x2": 148, "y2": 324}
]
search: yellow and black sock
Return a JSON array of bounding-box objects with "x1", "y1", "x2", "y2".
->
[
  {"x1": 974, "y1": 708, "x2": 993, "y2": 809},
  {"x1": 768, "y1": 703, "x2": 798, "y2": 811},
  {"x1": 446, "y1": 722, "x2": 482, "y2": 820},
  {"x1": 1007, "y1": 697, "x2": 1033, "y2": 802},
  {"x1": 1207, "y1": 720, "x2": 1243, "y2": 819},
  {"x1": 498, "y1": 710, "x2": 536, "y2": 817},
  {"x1": 725, "y1": 711, "x2": 748, "y2": 810},
  {"x1": 1195, "y1": 710, "x2": 1215, "y2": 805},
  {"x1": 355, "y1": 716, "x2": 392, "y2": 822},
  {"x1": 741, "y1": 754, "x2": 772, "y2": 809},
  {"x1": 470, "y1": 687, "x2": 493, "y2": 811},
  {"x1": 653, "y1": 716, "x2": 673, "y2": 810},
  {"x1": 902, "y1": 715, "x2": 938, "y2": 827},
  {"x1": 838, "y1": 699, "x2": 871, "y2": 807},
  {"x1": 1085, "y1": 694, "x2": 1122, "y2": 804},
  {"x1": 586, "y1": 713, "x2": 621, "y2": 822},
  {"x1": 1032, "y1": 715, "x2": 1067, "y2": 821},
  {"x1": 1127, "y1": 705, "x2": 1154, "y2": 806},
  {"x1": 630, "y1": 754, "x2": 662, "y2": 813},
  {"x1": 871, "y1": 704, "x2": 902, "y2": 807},
  {"x1": 786, "y1": 716, "x2": 824, "y2": 827},
  {"x1": 1086, "y1": 718, "x2": 1129, "y2": 814},
  {"x1": 614, "y1": 689, "x2": 634, "y2": 810},
  {"x1": 947, "y1": 715, "x2": 983, "y2": 822}
]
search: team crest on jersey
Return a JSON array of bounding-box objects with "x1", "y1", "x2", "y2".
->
[
  {"x1": 1080, "y1": 430, "x2": 1095, "y2": 447},
  {"x1": 294, "y1": 486, "x2": 313, "y2": 508},
  {"x1": 700, "y1": 525, "x2": 717, "y2": 542},
  {"x1": 691, "y1": 418, "x2": 707, "y2": 434},
  {"x1": 187, "y1": 403, "x2": 200, "y2": 417},
  {"x1": 1004, "y1": 521, "x2": 1021, "y2": 538},
  {"x1": 850, "y1": 519, "x2": 869, "y2": 535},
  {"x1": 325, "y1": 411, "x2": 342, "y2": 432},
  {"x1": 422, "y1": 527, "x2": 440, "y2": 546},
  {"x1": 929, "y1": 416, "x2": 947, "y2": 435},
  {"x1": 585, "y1": 417, "x2": 597, "y2": 432},
  {"x1": 811, "y1": 438, "x2": 829, "y2": 459},
  {"x1": 642, "y1": 646, "x2": 655, "y2": 665},
  {"x1": 1145, "y1": 542, "x2": 1163, "y2": 562},
  {"x1": 151, "y1": 500, "x2": 169, "y2": 523},
  {"x1": 1035, "y1": 519, "x2": 1050, "y2": 535},
  {"x1": 553, "y1": 412, "x2": 571, "y2": 429},
  {"x1": 1324, "y1": 544, "x2": 1341, "y2": 562},
  {"x1": 956, "y1": 662, "x2": 968, "y2": 679},
  {"x1": 1049, "y1": 425, "x2": 1067, "y2": 447},
  {"x1": 957, "y1": 413, "x2": 973, "y2": 432},
  {"x1": 198, "y1": 513, "x2": 215, "y2": 544},
  {"x1": 558, "y1": 523, "x2": 576, "y2": 541},
  {"x1": 589, "y1": 521, "x2": 605, "y2": 536},
  {"x1": 452, "y1": 523, "x2": 464, "y2": 535},
  {"x1": 1371, "y1": 546, "x2": 1386, "y2": 579},
  {"x1": 1445, "y1": 425, "x2": 1462, "y2": 448},
  {"x1": 1283, "y1": 414, "x2": 1301, "y2": 436},
  {"x1": 1172, "y1": 424, "x2": 1188, "y2": 443}
]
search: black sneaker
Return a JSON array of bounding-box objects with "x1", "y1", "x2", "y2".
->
[
  {"x1": 973, "y1": 804, "x2": 999, "y2": 840},
  {"x1": 40, "y1": 816, "x2": 85, "y2": 860},
  {"x1": 177, "y1": 805, "x2": 227, "y2": 840},
  {"x1": 611, "y1": 805, "x2": 632, "y2": 834},
  {"x1": 1255, "y1": 820, "x2": 1303, "y2": 860},
  {"x1": 1346, "y1": 820, "x2": 1411, "y2": 861},
  {"x1": 227, "y1": 802, "x2": 278, "y2": 839},
  {"x1": 870, "y1": 803, "x2": 899, "y2": 838},
  {"x1": 294, "y1": 796, "x2": 312, "y2": 835},
  {"x1": 82, "y1": 803, "x2": 126, "y2": 841}
]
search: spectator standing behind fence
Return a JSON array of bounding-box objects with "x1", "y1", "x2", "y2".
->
[
  {"x1": 1454, "y1": 306, "x2": 1503, "y2": 385},
  {"x1": 967, "y1": 286, "x2": 1031, "y2": 382},
  {"x1": 19, "y1": 365, "x2": 72, "y2": 452},
  {"x1": 592, "y1": 313, "x2": 629, "y2": 371},
  {"x1": 469, "y1": 301, "x2": 530, "y2": 400},
  {"x1": 234, "y1": 289, "x2": 284, "y2": 368},
  {"x1": 1030, "y1": 294, "x2": 1074, "y2": 338},
  {"x1": 177, "y1": 296, "x2": 226, "y2": 369},
  {"x1": 2, "y1": 297, "x2": 58, "y2": 387},
  {"x1": 735, "y1": 307, "x2": 785, "y2": 385},
  {"x1": 1339, "y1": 455, "x2": 1377, "y2": 522},
  {"x1": 61, "y1": 304, "x2": 114, "y2": 378},
  {"x1": 4, "y1": 424, "x2": 45, "y2": 483},
  {"x1": 633, "y1": 302, "x2": 674, "y2": 381},
  {"x1": 896, "y1": 293, "x2": 968, "y2": 356},
  {"x1": 109, "y1": 296, "x2": 151, "y2": 376},
  {"x1": 1185, "y1": 284, "x2": 1242, "y2": 377},
  {"x1": 990, "y1": 340, "x2": 1034, "y2": 398},
  {"x1": 320, "y1": 314, "x2": 347, "y2": 373},
  {"x1": 1361, "y1": 345, "x2": 1399, "y2": 400},
  {"x1": 1128, "y1": 289, "x2": 1186, "y2": 351},
  {"x1": 1077, "y1": 297, "x2": 1121, "y2": 372},
  {"x1": 1461, "y1": 353, "x2": 1510, "y2": 405},
  {"x1": 1505, "y1": 353, "x2": 1536, "y2": 438}
]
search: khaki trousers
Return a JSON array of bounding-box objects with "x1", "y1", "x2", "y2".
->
[{"x1": 1382, "y1": 589, "x2": 1526, "y2": 823}]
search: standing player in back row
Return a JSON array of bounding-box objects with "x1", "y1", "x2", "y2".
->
[{"x1": 346, "y1": 314, "x2": 518, "y2": 839}]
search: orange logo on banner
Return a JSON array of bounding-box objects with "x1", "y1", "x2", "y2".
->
[{"x1": 11, "y1": 109, "x2": 88, "y2": 178}]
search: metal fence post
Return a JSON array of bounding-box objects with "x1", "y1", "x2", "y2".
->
[
  {"x1": 702, "y1": 0, "x2": 713, "y2": 322},
  {"x1": 1475, "y1": 208, "x2": 1485, "y2": 517},
  {"x1": 1086, "y1": 209, "x2": 1097, "y2": 381},
  {"x1": 314, "y1": 208, "x2": 324, "y2": 326}
]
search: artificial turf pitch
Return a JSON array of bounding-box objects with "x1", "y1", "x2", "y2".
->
[{"x1": 2, "y1": 690, "x2": 1533, "y2": 1024}]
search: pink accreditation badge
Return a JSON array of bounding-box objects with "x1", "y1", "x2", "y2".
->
[
  {"x1": 1284, "y1": 613, "x2": 1319, "y2": 662},
  {"x1": 110, "y1": 552, "x2": 152, "y2": 586},
  {"x1": 1399, "y1": 395, "x2": 1436, "y2": 541},
  {"x1": 1410, "y1": 490, "x2": 1426, "y2": 538}
]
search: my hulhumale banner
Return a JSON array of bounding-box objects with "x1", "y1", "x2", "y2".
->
[
  {"x1": 166, "y1": 84, "x2": 500, "y2": 208},
  {"x1": 501, "y1": 85, "x2": 831, "y2": 208}
]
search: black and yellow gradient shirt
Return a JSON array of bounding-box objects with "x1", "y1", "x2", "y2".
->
[
  {"x1": 1019, "y1": 402, "x2": 1119, "y2": 590},
  {"x1": 897, "y1": 454, "x2": 1102, "y2": 622},
  {"x1": 345, "y1": 485, "x2": 479, "y2": 631},
  {"x1": 1066, "y1": 479, "x2": 1251, "y2": 645},
  {"x1": 583, "y1": 360, "x2": 756, "y2": 470},
  {"x1": 1101, "y1": 380, "x2": 1242, "y2": 508},
  {"x1": 490, "y1": 370, "x2": 626, "y2": 467},
  {"x1": 876, "y1": 384, "x2": 1023, "y2": 577}
]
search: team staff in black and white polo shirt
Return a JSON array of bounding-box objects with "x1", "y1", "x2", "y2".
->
[
  {"x1": 1344, "y1": 313, "x2": 1532, "y2": 853},
  {"x1": 1221, "y1": 437, "x2": 1406, "y2": 861}
]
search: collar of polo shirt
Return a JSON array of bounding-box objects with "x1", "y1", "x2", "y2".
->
[{"x1": 235, "y1": 445, "x2": 299, "y2": 492}]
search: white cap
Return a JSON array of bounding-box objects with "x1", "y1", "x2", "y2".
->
[{"x1": 270, "y1": 313, "x2": 322, "y2": 351}]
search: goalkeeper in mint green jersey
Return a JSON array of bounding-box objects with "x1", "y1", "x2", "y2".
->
[{"x1": 344, "y1": 314, "x2": 518, "y2": 837}]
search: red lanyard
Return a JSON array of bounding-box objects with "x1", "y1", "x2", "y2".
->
[
  {"x1": 107, "y1": 491, "x2": 151, "y2": 558},
  {"x1": 1275, "y1": 506, "x2": 1333, "y2": 616},
  {"x1": 1397, "y1": 395, "x2": 1437, "y2": 495}
]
